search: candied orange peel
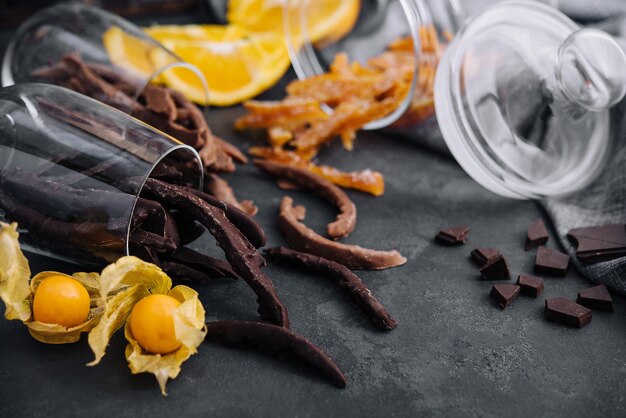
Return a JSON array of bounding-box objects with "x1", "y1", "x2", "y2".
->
[
  {"x1": 235, "y1": 27, "x2": 444, "y2": 195},
  {"x1": 249, "y1": 147, "x2": 384, "y2": 196}
]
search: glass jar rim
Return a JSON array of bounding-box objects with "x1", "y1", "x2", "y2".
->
[{"x1": 283, "y1": 0, "x2": 452, "y2": 130}]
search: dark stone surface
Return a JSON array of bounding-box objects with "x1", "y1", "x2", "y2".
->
[{"x1": 1, "y1": 15, "x2": 626, "y2": 418}]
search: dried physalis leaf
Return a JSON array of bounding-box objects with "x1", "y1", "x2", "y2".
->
[
  {"x1": 124, "y1": 285, "x2": 206, "y2": 395},
  {"x1": 0, "y1": 222, "x2": 104, "y2": 344},
  {"x1": 88, "y1": 256, "x2": 172, "y2": 364},
  {"x1": 0, "y1": 222, "x2": 32, "y2": 321},
  {"x1": 87, "y1": 256, "x2": 206, "y2": 395},
  {"x1": 97, "y1": 255, "x2": 172, "y2": 305}
]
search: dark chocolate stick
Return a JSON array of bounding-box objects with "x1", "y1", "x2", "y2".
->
[
  {"x1": 34, "y1": 54, "x2": 245, "y2": 174},
  {"x1": 129, "y1": 228, "x2": 177, "y2": 252},
  {"x1": 204, "y1": 173, "x2": 258, "y2": 216},
  {"x1": 0, "y1": 190, "x2": 123, "y2": 262},
  {"x1": 184, "y1": 187, "x2": 266, "y2": 248},
  {"x1": 265, "y1": 247, "x2": 397, "y2": 330},
  {"x1": 163, "y1": 247, "x2": 239, "y2": 280},
  {"x1": 131, "y1": 198, "x2": 166, "y2": 232},
  {"x1": 142, "y1": 178, "x2": 289, "y2": 328},
  {"x1": 205, "y1": 320, "x2": 347, "y2": 388},
  {"x1": 129, "y1": 244, "x2": 160, "y2": 265},
  {"x1": 0, "y1": 170, "x2": 130, "y2": 221},
  {"x1": 160, "y1": 261, "x2": 219, "y2": 284},
  {"x1": 149, "y1": 162, "x2": 185, "y2": 182},
  {"x1": 171, "y1": 211, "x2": 206, "y2": 245},
  {"x1": 254, "y1": 160, "x2": 357, "y2": 239},
  {"x1": 163, "y1": 210, "x2": 180, "y2": 249}
]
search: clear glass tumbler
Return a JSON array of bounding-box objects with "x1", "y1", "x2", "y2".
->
[
  {"x1": 0, "y1": 83, "x2": 203, "y2": 265},
  {"x1": 1, "y1": 2, "x2": 209, "y2": 110}
]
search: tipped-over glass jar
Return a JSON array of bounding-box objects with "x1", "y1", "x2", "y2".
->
[
  {"x1": 284, "y1": 0, "x2": 626, "y2": 199},
  {"x1": 0, "y1": 83, "x2": 203, "y2": 265},
  {"x1": 2, "y1": 3, "x2": 209, "y2": 111}
]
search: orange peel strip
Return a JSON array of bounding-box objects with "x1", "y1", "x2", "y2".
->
[{"x1": 249, "y1": 147, "x2": 384, "y2": 197}]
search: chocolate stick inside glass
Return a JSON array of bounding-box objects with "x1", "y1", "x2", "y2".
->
[{"x1": 0, "y1": 83, "x2": 203, "y2": 265}]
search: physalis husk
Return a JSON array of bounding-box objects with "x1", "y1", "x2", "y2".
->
[
  {"x1": 0, "y1": 222, "x2": 104, "y2": 344},
  {"x1": 87, "y1": 256, "x2": 207, "y2": 395}
]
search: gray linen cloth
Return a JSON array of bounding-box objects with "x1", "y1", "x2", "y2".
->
[
  {"x1": 541, "y1": 1, "x2": 626, "y2": 295},
  {"x1": 542, "y1": 103, "x2": 626, "y2": 295}
]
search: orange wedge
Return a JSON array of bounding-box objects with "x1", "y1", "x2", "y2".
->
[
  {"x1": 227, "y1": 0, "x2": 360, "y2": 44},
  {"x1": 145, "y1": 25, "x2": 290, "y2": 106},
  {"x1": 102, "y1": 26, "x2": 159, "y2": 79}
]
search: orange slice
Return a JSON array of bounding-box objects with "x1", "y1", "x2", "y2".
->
[
  {"x1": 227, "y1": 0, "x2": 360, "y2": 44},
  {"x1": 102, "y1": 26, "x2": 159, "y2": 79},
  {"x1": 146, "y1": 25, "x2": 290, "y2": 106}
]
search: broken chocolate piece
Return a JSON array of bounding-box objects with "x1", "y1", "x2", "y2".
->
[
  {"x1": 143, "y1": 178, "x2": 289, "y2": 327},
  {"x1": 525, "y1": 218, "x2": 549, "y2": 250},
  {"x1": 479, "y1": 255, "x2": 511, "y2": 280},
  {"x1": 534, "y1": 246, "x2": 569, "y2": 276},
  {"x1": 435, "y1": 225, "x2": 469, "y2": 245},
  {"x1": 470, "y1": 248, "x2": 501, "y2": 266},
  {"x1": 277, "y1": 196, "x2": 406, "y2": 270},
  {"x1": 577, "y1": 284, "x2": 613, "y2": 312},
  {"x1": 545, "y1": 297, "x2": 592, "y2": 328},
  {"x1": 517, "y1": 274, "x2": 544, "y2": 298},
  {"x1": 205, "y1": 320, "x2": 347, "y2": 388},
  {"x1": 254, "y1": 159, "x2": 357, "y2": 239},
  {"x1": 567, "y1": 224, "x2": 626, "y2": 264},
  {"x1": 265, "y1": 247, "x2": 397, "y2": 330},
  {"x1": 490, "y1": 284, "x2": 520, "y2": 309}
]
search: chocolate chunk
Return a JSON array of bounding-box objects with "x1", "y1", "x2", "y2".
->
[
  {"x1": 470, "y1": 248, "x2": 501, "y2": 266},
  {"x1": 517, "y1": 274, "x2": 544, "y2": 298},
  {"x1": 525, "y1": 218, "x2": 549, "y2": 250},
  {"x1": 545, "y1": 297, "x2": 592, "y2": 328},
  {"x1": 435, "y1": 225, "x2": 469, "y2": 245},
  {"x1": 567, "y1": 224, "x2": 626, "y2": 264},
  {"x1": 534, "y1": 246, "x2": 569, "y2": 276},
  {"x1": 577, "y1": 284, "x2": 613, "y2": 312},
  {"x1": 490, "y1": 284, "x2": 520, "y2": 309},
  {"x1": 479, "y1": 255, "x2": 511, "y2": 280}
]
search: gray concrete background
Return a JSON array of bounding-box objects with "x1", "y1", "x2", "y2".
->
[{"x1": 0, "y1": 9, "x2": 625, "y2": 418}]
